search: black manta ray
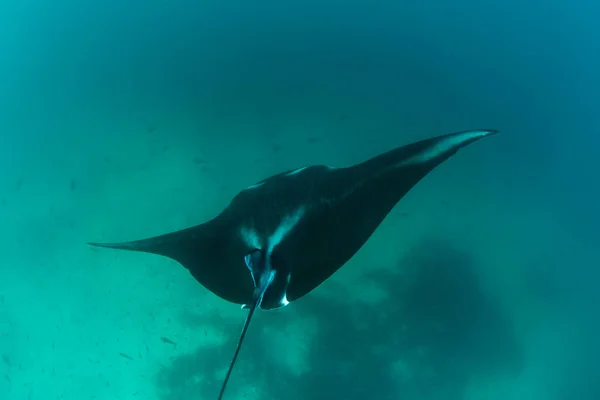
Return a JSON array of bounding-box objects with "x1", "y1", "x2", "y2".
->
[{"x1": 89, "y1": 129, "x2": 498, "y2": 399}]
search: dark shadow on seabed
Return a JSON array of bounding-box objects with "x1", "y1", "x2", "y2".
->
[{"x1": 155, "y1": 237, "x2": 523, "y2": 400}]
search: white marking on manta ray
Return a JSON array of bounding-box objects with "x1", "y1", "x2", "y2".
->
[
  {"x1": 399, "y1": 130, "x2": 493, "y2": 166},
  {"x1": 285, "y1": 166, "x2": 308, "y2": 176},
  {"x1": 239, "y1": 206, "x2": 306, "y2": 252},
  {"x1": 240, "y1": 226, "x2": 261, "y2": 250},
  {"x1": 319, "y1": 130, "x2": 495, "y2": 206},
  {"x1": 248, "y1": 165, "x2": 334, "y2": 191},
  {"x1": 279, "y1": 273, "x2": 292, "y2": 306},
  {"x1": 263, "y1": 209, "x2": 305, "y2": 307},
  {"x1": 266, "y1": 206, "x2": 307, "y2": 256},
  {"x1": 246, "y1": 181, "x2": 265, "y2": 190},
  {"x1": 244, "y1": 252, "x2": 258, "y2": 286},
  {"x1": 239, "y1": 208, "x2": 306, "y2": 307}
]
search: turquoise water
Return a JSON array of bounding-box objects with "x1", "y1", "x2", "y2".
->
[{"x1": 1, "y1": 1, "x2": 598, "y2": 399}]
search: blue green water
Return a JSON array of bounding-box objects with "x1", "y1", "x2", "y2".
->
[{"x1": 0, "y1": 1, "x2": 598, "y2": 399}]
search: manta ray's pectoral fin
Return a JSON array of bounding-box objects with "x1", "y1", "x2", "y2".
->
[
  {"x1": 88, "y1": 221, "x2": 254, "y2": 305},
  {"x1": 217, "y1": 250, "x2": 275, "y2": 400}
]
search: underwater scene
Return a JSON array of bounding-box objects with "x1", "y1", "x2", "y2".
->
[{"x1": 1, "y1": 1, "x2": 598, "y2": 399}]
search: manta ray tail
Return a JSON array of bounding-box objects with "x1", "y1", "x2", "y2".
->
[
  {"x1": 217, "y1": 300, "x2": 259, "y2": 400},
  {"x1": 217, "y1": 250, "x2": 274, "y2": 399}
]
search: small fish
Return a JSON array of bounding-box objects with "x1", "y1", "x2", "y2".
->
[
  {"x1": 160, "y1": 336, "x2": 177, "y2": 346},
  {"x1": 1, "y1": 354, "x2": 10, "y2": 366},
  {"x1": 441, "y1": 199, "x2": 451, "y2": 212},
  {"x1": 70, "y1": 180, "x2": 77, "y2": 191},
  {"x1": 119, "y1": 352, "x2": 134, "y2": 361}
]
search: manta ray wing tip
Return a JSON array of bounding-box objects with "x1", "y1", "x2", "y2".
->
[
  {"x1": 482, "y1": 128, "x2": 499, "y2": 135},
  {"x1": 87, "y1": 241, "x2": 137, "y2": 251}
]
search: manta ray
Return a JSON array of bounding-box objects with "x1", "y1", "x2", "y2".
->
[{"x1": 90, "y1": 129, "x2": 498, "y2": 399}]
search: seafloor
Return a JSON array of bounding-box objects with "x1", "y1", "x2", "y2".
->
[{"x1": 1, "y1": 99, "x2": 594, "y2": 400}]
